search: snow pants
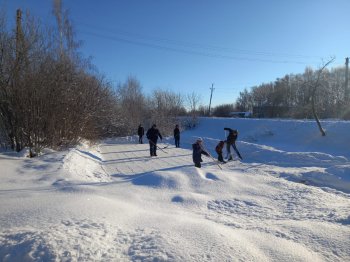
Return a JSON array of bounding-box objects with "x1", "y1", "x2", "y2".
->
[
  {"x1": 226, "y1": 142, "x2": 242, "y2": 160},
  {"x1": 149, "y1": 140, "x2": 157, "y2": 156},
  {"x1": 218, "y1": 152, "x2": 224, "y2": 162},
  {"x1": 174, "y1": 136, "x2": 180, "y2": 148}
]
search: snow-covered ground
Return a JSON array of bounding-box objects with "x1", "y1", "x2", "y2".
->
[{"x1": 0, "y1": 118, "x2": 349, "y2": 261}]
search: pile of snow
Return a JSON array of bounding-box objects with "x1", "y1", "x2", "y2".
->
[
  {"x1": 62, "y1": 145, "x2": 111, "y2": 183},
  {"x1": 0, "y1": 117, "x2": 349, "y2": 261}
]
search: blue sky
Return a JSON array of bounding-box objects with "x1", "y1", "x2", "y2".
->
[{"x1": 1, "y1": 0, "x2": 349, "y2": 107}]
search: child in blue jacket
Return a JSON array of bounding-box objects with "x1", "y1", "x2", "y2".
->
[{"x1": 192, "y1": 138, "x2": 209, "y2": 168}]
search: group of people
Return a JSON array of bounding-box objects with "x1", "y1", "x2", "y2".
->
[
  {"x1": 137, "y1": 124, "x2": 180, "y2": 157},
  {"x1": 192, "y1": 127, "x2": 242, "y2": 168},
  {"x1": 137, "y1": 124, "x2": 242, "y2": 168}
]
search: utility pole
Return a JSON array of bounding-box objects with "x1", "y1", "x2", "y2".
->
[
  {"x1": 15, "y1": 9, "x2": 22, "y2": 61},
  {"x1": 14, "y1": 9, "x2": 23, "y2": 86},
  {"x1": 345, "y1": 57, "x2": 349, "y2": 102},
  {"x1": 208, "y1": 83, "x2": 214, "y2": 116}
]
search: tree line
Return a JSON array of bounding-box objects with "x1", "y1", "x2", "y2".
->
[{"x1": 235, "y1": 62, "x2": 349, "y2": 120}]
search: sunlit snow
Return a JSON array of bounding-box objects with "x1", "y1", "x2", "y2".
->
[{"x1": 1, "y1": 118, "x2": 349, "y2": 261}]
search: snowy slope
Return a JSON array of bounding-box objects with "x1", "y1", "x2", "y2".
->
[
  {"x1": 180, "y1": 118, "x2": 350, "y2": 193},
  {"x1": 0, "y1": 118, "x2": 349, "y2": 261}
]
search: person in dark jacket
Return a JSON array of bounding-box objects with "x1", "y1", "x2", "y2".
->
[
  {"x1": 215, "y1": 140, "x2": 226, "y2": 163},
  {"x1": 174, "y1": 124, "x2": 180, "y2": 148},
  {"x1": 137, "y1": 124, "x2": 144, "y2": 144},
  {"x1": 146, "y1": 124, "x2": 162, "y2": 156},
  {"x1": 192, "y1": 138, "x2": 209, "y2": 168},
  {"x1": 224, "y1": 127, "x2": 242, "y2": 160}
]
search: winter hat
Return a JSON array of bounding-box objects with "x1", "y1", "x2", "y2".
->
[{"x1": 196, "y1": 137, "x2": 203, "y2": 142}]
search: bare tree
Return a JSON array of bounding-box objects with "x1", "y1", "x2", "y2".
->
[
  {"x1": 0, "y1": 5, "x2": 120, "y2": 155},
  {"x1": 307, "y1": 58, "x2": 335, "y2": 136},
  {"x1": 52, "y1": 0, "x2": 80, "y2": 56},
  {"x1": 186, "y1": 92, "x2": 201, "y2": 113},
  {"x1": 236, "y1": 88, "x2": 253, "y2": 112},
  {"x1": 116, "y1": 76, "x2": 146, "y2": 134},
  {"x1": 146, "y1": 89, "x2": 185, "y2": 134},
  {"x1": 185, "y1": 92, "x2": 201, "y2": 128}
]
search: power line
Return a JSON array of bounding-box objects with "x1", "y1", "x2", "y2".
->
[
  {"x1": 75, "y1": 21, "x2": 323, "y2": 60},
  {"x1": 79, "y1": 29, "x2": 319, "y2": 65}
]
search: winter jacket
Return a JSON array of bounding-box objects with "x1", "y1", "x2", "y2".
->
[
  {"x1": 138, "y1": 126, "x2": 144, "y2": 136},
  {"x1": 146, "y1": 127, "x2": 162, "y2": 143},
  {"x1": 174, "y1": 127, "x2": 180, "y2": 138},
  {"x1": 192, "y1": 142, "x2": 209, "y2": 163},
  {"x1": 215, "y1": 141, "x2": 225, "y2": 154},
  {"x1": 224, "y1": 127, "x2": 238, "y2": 145}
]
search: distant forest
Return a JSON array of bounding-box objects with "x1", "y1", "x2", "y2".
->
[{"x1": 235, "y1": 65, "x2": 349, "y2": 119}]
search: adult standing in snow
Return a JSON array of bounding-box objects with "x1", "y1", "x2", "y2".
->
[
  {"x1": 146, "y1": 124, "x2": 163, "y2": 156},
  {"x1": 137, "y1": 124, "x2": 144, "y2": 144},
  {"x1": 173, "y1": 124, "x2": 180, "y2": 148},
  {"x1": 192, "y1": 138, "x2": 209, "y2": 168},
  {"x1": 224, "y1": 127, "x2": 243, "y2": 160}
]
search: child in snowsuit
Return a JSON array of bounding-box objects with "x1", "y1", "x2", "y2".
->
[
  {"x1": 224, "y1": 127, "x2": 243, "y2": 160},
  {"x1": 215, "y1": 141, "x2": 226, "y2": 163},
  {"x1": 192, "y1": 138, "x2": 209, "y2": 168}
]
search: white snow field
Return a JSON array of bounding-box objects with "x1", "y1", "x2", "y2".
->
[{"x1": 0, "y1": 118, "x2": 349, "y2": 261}]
